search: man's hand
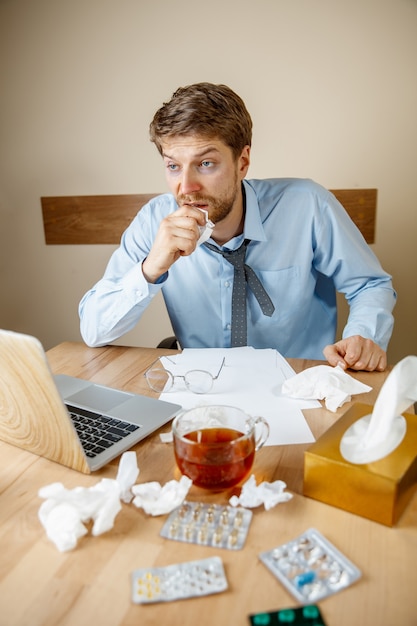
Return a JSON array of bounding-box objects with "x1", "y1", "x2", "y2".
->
[
  {"x1": 323, "y1": 335, "x2": 387, "y2": 372},
  {"x1": 142, "y1": 207, "x2": 207, "y2": 283}
]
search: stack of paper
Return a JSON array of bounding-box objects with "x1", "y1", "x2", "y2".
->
[{"x1": 159, "y1": 347, "x2": 318, "y2": 445}]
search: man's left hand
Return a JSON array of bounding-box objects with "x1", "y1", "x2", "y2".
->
[{"x1": 323, "y1": 335, "x2": 387, "y2": 372}]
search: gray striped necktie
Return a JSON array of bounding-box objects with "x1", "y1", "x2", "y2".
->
[{"x1": 204, "y1": 239, "x2": 275, "y2": 347}]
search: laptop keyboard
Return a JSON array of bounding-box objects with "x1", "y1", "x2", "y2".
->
[{"x1": 66, "y1": 404, "x2": 141, "y2": 459}]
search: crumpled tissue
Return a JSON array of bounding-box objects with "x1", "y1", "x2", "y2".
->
[
  {"x1": 196, "y1": 208, "x2": 215, "y2": 245},
  {"x1": 229, "y1": 474, "x2": 293, "y2": 510},
  {"x1": 281, "y1": 364, "x2": 372, "y2": 412},
  {"x1": 131, "y1": 475, "x2": 192, "y2": 516},
  {"x1": 116, "y1": 450, "x2": 141, "y2": 503},
  {"x1": 38, "y1": 451, "x2": 139, "y2": 552}
]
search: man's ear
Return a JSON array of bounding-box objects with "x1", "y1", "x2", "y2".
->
[{"x1": 238, "y1": 145, "x2": 251, "y2": 178}]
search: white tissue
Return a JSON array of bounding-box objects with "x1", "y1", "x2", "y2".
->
[
  {"x1": 38, "y1": 451, "x2": 139, "y2": 551},
  {"x1": 340, "y1": 355, "x2": 417, "y2": 464},
  {"x1": 229, "y1": 474, "x2": 293, "y2": 510},
  {"x1": 159, "y1": 431, "x2": 173, "y2": 443},
  {"x1": 116, "y1": 451, "x2": 140, "y2": 502},
  {"x1": 196, "y1": 209, "x2": 215, "y2": 245},
  {"x1": 39, "y1": 496, "x2": 88, "y2": 551},
  {"x1": 281, "y1": 364, "x2": 372, "y2": 412},
  {"x1": 38, "y1": 479, "x2": 122, "y2": 551},
  {"x1": 131, "y1": 475, "x2": 192, "y2": 516}
]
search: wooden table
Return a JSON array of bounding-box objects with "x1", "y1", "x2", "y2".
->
[{"x1": 1, "y1": 342, "x2": 416, "y2": 626}]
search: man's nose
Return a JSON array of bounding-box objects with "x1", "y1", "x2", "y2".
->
[{"x1": 179, "y1": 167, "x2": 201, "y2": 195}]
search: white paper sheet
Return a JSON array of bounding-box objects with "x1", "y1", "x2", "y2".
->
[{"x1": 159, "y1": 348, "x2": 319, "y2": 445}]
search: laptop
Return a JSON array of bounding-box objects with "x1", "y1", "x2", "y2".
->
[{"x1": 0, "y1": 329, "x2": 181, "y2": 473}]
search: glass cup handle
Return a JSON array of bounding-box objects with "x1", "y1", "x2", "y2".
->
[{"x1": 253, "y1": 416, "x2": 270, "y2": 450}]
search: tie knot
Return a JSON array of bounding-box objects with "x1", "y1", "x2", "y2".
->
[
  {"x1": 220, "y1": 240, "x2": 248, "y2": 269},
  {"x1": 204, "y1": 238, "x2": 248, "y2": 260}
]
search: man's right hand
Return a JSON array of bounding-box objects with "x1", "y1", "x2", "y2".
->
[
  {"x1": 323, "y1": 335, "x2": 387, "y2": 372},
  {"x1": 142, "y1": 206, "x2": 207, "y2": 283}
]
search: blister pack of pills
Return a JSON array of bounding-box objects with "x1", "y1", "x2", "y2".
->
[
  {"x1": 249, "y1": 604, "x2": 327, "y2": 625},
  {"x1": 259, "y1": 528, "x2": 361, "y2": 603},
  {"x1": 131, "y1": 556, "x2": 228, "y2": 604},
  {"x1": 160, "y1": 501, "x2": 252, "y2": 550}
]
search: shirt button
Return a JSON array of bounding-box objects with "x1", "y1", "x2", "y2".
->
[
  {"x1": 224, "y1": 281, "x2": 231, "y2": 288},
  {"x1": 226, "y1": 323, "x2": 231, "y2": 330}
]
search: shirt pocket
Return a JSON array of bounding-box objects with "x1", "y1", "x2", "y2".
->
[{"x1": 250, "y1": 266, "x2": 301, "y2": 322}]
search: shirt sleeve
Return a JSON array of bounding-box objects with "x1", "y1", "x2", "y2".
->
[
  {"x1": 314, "y1": 189, "x2": 396, "y2": 350},
  {"x1": 342, "y1": 282, "x2": 396, "y2": 350},
  {"x1": 79, "y1": 260, "x2": 164, "y2": 347},
  {"x1": 78, "y1": 198, "x2": 171, "y2": 348}
]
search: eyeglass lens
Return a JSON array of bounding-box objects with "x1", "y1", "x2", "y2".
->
[
  {"x1": 184, "y1": 370, "x2": 214, "y2": 394},
  {"x1": 145, "y1": 368, "x2": 172, "y2": 393}
]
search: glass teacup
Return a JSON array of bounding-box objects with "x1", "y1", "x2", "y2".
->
[{"x1": 172, "y1": 405, "x2": 270, "y2": 490}]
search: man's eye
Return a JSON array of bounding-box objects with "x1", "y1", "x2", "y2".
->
[
  {"x1": 167, "y1": 163, "x2": 178, "y2": 171},
  {"x1": 201, "y1": 160, "x2": 213, "y2": 168}
]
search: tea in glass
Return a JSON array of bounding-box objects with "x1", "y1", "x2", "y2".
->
[{"x1": 172, "y1": 406, "x2": 269, "y2": 490}]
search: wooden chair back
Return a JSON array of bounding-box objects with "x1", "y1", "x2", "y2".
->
[{"x1": 41, "y1": 189, "x2": 377, "y2": 245}]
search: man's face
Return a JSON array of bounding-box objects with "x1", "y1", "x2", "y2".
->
[{"x1": 160, "y1": 135, "x2": 250, "y2": 224}]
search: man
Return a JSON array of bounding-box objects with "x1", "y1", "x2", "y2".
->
[{"x1": 79, "y1": 82, "x2": 396, "y2": 371}]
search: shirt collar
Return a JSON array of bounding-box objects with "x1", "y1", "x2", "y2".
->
[{"x1": 242, "y1": 180, "x2": 267, "y2": 242}]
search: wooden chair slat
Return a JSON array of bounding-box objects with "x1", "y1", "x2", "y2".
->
[{"x1": 41, "y1": 189, "x2": 376, "y2": 245}]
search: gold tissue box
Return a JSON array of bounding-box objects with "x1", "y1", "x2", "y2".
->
[{"x1": 303, "y1": 403, "x2": 417, "y2": 526}]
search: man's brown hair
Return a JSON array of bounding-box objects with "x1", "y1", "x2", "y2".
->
[{"x1": 149, "y1": 82, "x2": 252, "y2": 159}]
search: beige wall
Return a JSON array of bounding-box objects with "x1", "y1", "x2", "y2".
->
[{"x1": 1, "y1": 0, "x2": 416, "y2": 364}]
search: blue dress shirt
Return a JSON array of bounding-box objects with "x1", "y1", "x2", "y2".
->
[{"x1": 79, "y1": 178, "x2": 396, "y2": 359}]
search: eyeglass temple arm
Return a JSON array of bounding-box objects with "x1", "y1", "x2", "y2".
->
[
  {"x1": 145, "y1": 355, "x2": 225, "y2": 379},
  {"x1": 213, "y1": 357, "x2": 226, "y2": 380}
]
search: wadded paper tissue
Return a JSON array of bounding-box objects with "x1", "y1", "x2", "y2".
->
[
  {"x1": 281, "y1": 364, "x2": 372, "y2": 412},
  {"x1": 229, "y1": 474, "x2": 293, "y2": 510},
  {"x1": 38, "y1": 451, "x2": 192, "y2": 551}
]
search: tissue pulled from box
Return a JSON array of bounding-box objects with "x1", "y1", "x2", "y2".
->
[
  {"x1": 281, "y1": 364, "x2": 372, "y2": 412},
  {"x1": 131, "y1": 475, "x2": 192, "y2": 516},
  {"x1": 229, "y1": 474, "x2": 293, "y2": 510},
  {"x1": 38, "y1": 451, "x2": 139, "y2": 552},
  {"x1": 359, "y1": 355, "x2": 417, "y2": 450},
  {"x1": 340, "y1": 355, "x2": 417, "y2": 464}
]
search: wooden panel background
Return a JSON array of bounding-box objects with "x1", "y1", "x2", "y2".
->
[{"x1": 41, "y1": 189, "x2": 377, "y2": 245}]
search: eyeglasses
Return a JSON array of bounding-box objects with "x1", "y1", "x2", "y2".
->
[{"x1": 144, "y1": 356, "x2": 225, "y2": 394}]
